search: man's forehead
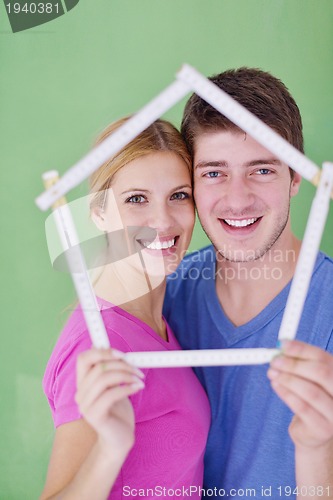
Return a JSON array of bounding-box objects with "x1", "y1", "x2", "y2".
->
[
  {"x1": 193, "y1": 129, "x2": 281, "y2": 162},
  {"x1": 194, "y1": 128, "x2": 252, "y2": 144}
]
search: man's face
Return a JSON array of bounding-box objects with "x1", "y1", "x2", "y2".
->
[{"x1": 193, "y1": 130, "x2": 301, "y2": 262}]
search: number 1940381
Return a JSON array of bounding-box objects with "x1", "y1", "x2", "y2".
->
[{"x1": 6, "y1": 3, "x2": 60, "y2": 14}]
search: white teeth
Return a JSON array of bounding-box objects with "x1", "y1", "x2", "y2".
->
[
  {"x1": 224, "y1": 218, "x2": 258, "y2": 227},
  {"x1": 142, "y1": 238, "x2": 175, "y2": 250}
]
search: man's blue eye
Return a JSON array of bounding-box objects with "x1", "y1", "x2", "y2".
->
[
  {"x1": 206, "y1": 171, "x2": 220, "y2": 178},
  {"x1": 256, "y1": 168, "x2": 271, "y2": 175}
]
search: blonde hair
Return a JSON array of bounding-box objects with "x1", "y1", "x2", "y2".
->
[{"x1": 89, "y1": 117, "x2": 192, "y2": 210}]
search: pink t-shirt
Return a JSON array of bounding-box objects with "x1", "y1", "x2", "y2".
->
[{"x1": 43, "y1": 300, "x2": 211, "y2": 499}]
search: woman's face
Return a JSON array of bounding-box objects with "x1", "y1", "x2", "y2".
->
[{"x1": 95, "y1": 151, "x2": 195, "y2": 277}]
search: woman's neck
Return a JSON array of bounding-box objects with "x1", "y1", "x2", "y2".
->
[
  {"x1": 93, "y1": 261, "x2": 168, "y2": 340},
  {"x1": 120, "y1": 286, "x2": 167, "y2": 340}
]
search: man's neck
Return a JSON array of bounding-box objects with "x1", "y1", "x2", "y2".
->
[{"x1": 215, "y1": 235, "x2": 301, "y2": 326}]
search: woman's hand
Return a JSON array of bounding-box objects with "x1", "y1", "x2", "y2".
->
[{"x1": 75, "y1": 348, "x2": 145, "y2": 456}]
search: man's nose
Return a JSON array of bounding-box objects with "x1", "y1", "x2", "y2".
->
[{"x1": 223, "y1": 175, "x2": 255, "y2": 211}]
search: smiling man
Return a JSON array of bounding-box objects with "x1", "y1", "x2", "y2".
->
[{"x1": 163, "y1": 68, "x2": 333, "y2": 499}]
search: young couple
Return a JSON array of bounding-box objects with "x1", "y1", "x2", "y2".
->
[{"x1": 41, "y1": 68, "x2": 333, "y2": 500}]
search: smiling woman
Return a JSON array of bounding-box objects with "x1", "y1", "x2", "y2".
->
[
  {"x1": 40, "y1": 118, "x2": 210, "y2": 500},
  {"x1": 91, "y1": 151, "x2": 194, "y2": 282}
]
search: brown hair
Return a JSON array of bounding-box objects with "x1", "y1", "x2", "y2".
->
[
  {"x1": 90, "y1": 117, "x2": 192, "y2": 210},
  {"x1": 181, "y1": 67, "x2": 304, "y2": 160}
]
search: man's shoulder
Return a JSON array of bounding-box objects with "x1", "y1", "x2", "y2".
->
[
  {"x1": 310, "y1": 252, "x2": 333, "y2": 312},
  {"x1": 318, "y1": 251, "x2": 333, "y2": 267},
  {"x1": 165, "y1": 245, "x2": 215, "y2": 300},
  {"x1": 315, "y1": 251, "x2": 333, "y2": 282},
  {"x1": 176, "y1": 244, "x2": 216, "y2": 271}
]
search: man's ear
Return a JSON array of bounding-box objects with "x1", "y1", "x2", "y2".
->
[
  {"x1": 91, "y1": 207, "x2": 107, "y2": 231},
  {"x1": 290, "y1": 171, "x2": 302, "y2": 197}
]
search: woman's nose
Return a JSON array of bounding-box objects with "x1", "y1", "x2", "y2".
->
[{"x1": 148, "y1": 204, "x2": 174, "y2": 231}]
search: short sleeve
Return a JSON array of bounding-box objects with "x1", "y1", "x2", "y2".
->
[
  {"x1": 43, "y1": 326, "x2": 142, "y2": 428},
  {"x1": 43, "y1": 332, "x2": 92, "y2": 427}
]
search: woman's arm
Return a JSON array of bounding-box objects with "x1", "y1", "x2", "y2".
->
[{"x1": 40, "y1": 349, "x2": 145, "y2": 500}]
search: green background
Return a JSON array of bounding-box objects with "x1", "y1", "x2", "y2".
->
[{"x1": 1, "y1": 0, "x2": 333, "y2": 497}]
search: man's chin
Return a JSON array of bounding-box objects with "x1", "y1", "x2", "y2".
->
[{"x1": 215, "y1": 243, "x2": 278, "y2": 263}]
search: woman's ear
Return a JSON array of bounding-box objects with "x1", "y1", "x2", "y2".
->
[{"x1": 91, "y1": 207, "x2": 107, "y2": 231}]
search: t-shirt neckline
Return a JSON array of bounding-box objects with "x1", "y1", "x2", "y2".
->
[
  {"x1": 97, "y1": 296, "x2": 173, "y2": 346},
  {"x1": 204, "y1": 249, "x2": 325, "y2": 347}
]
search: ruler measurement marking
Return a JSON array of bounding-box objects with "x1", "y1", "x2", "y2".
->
[
  {"x1": 278, "y1": 162, "x2": 333, "y2": 340},
  {"x1": 124, "y1": 348, "x2": 280, "y2": 368},
  {"x1": 43, "y1": 172, "x2": 110, "y2": 349}
]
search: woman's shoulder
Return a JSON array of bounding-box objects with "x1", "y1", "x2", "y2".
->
[
  {"x1": 49, "y1": 302, "x2": 159, "y2": 369},
  {"x1": 47, "y1": 305, "x2": 135, "y2": 370}
]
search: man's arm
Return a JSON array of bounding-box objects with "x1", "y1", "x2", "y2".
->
[{"x1": 268, "y1": 340, "x2": 333, "y2": 499}]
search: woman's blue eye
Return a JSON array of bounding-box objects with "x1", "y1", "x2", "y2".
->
[
  {"x1": 170, "y1": 192, "x2": 190, "y2": 200},
  {"x1": 126, "y1": 195, "x2": 146, "y2": 203}
]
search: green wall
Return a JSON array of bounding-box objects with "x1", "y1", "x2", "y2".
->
[{"x1": 1, "y1": 1, "x2": 332, "y2": 497}]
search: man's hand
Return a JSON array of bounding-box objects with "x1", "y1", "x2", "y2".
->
[
  {"x1": 267, "y1": 340, "x2": 333, "y2": 449},
  {"x1": 268, "y1": 340, "x2": 333, "y2": 496}
]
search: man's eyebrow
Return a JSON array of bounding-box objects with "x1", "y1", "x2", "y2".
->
[
  {"x1": 195, "y1": 161, "x2": 228, "y2": 170},
  {"x1": 244, "y1": 158, "x2": 283, "y2": 167},
  {"x1": 194, "y1": 158, "x2": 282, "y2": 169}
]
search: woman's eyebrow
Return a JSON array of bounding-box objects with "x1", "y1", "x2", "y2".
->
[
  {"x1": 121, "y1": 184, "x2": 192, "y2": 195},
  {"x1": 121, "y1": 188, "x2": 151, "y2": 195},
  {"x1": 171, "y1": 184, "x2": 192, "y2": 191}
]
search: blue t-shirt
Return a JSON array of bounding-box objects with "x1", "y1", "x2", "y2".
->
[{"x1": 163, "y1": 246, "x2": 333, "y2": 499}]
